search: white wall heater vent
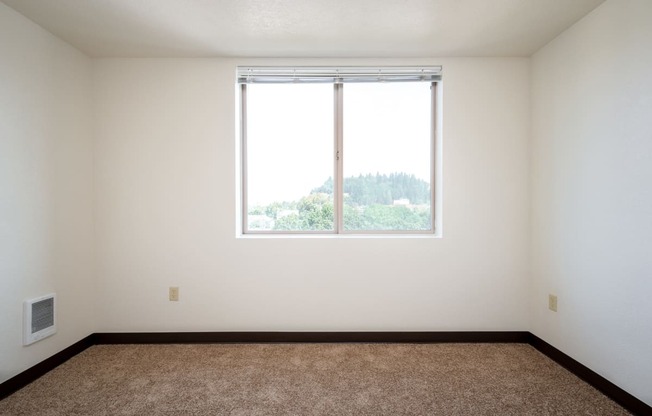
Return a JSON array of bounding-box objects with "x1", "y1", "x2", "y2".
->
[{"x1": 24, "y1": 293, "x2": 57, "y2": 346}]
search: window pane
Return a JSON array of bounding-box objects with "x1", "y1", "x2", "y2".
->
[
  {"x1": 246, "y1": 84, "x2": 334, "y2": 231},
  {"x1": 342, "y1": 83, "x2": 432, "y2": 231}
]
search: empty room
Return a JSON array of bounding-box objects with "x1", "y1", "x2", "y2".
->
[{"x1": 1, "y1": 0, "x2": 651, "y2": 414}]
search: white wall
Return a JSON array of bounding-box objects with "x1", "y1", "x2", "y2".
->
[
  {"x1": 531, "y1": 0, "x2": 652, "y2": 406},
  {"x1": 93, "y1": 57, "x2": 530, "y2": 332},
  {"x1": 0, "y1": 4, "x2": 95, "y2": 383}
]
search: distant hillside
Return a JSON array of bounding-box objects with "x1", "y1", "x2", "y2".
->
[{"x1": 311, "y1": 172, "x2": 430, "y2": 206}]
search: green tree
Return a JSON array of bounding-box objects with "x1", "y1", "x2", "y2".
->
[{"x1": 273, "y1": 193, "x2": 334, "y2": 231}]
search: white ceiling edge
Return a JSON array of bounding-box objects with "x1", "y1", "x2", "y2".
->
[{"x1": 1, "y1": 0, "x2": 606, "y2": 58}]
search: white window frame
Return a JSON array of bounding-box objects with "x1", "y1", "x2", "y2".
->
[{"x1": 238, "y1": 66, "x2": 442, "y2": 236}]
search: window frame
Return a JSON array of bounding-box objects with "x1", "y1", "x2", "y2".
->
[{"x1": 238, "y1": 66, "x2": 441, "y2": 236}]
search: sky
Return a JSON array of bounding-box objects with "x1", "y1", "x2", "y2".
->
[{"x1": 245, "y1": 82, "x2": 431, "y2": 207}]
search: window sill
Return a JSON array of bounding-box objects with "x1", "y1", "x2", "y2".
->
[{"x1": 236, "y1": 233, "x2": 442, "y2": 239}]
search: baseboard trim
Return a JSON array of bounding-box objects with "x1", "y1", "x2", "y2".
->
[
  {"x1": 0, "y1": 334, "x2": 95, "y2": 401},
  {"x1": 94, "y1": 331, "x2": 529, "y2": 344},
  {"x1": 2, "y1": 331, "x2": 650, "y2": 415},
  {"x1": 528, "y1": 334, "x2": 650, "y2": 416}
]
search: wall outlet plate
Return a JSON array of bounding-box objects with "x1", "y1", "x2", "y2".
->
[
  {"x1": 548, "y1": 294, "x2": 558, "y2": 312},
  {"x1": 169, "y1": 287, "x2": 179, "y2": 301}
]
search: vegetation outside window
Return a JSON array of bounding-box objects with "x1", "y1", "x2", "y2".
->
[{"x1": 238, "y1": 66, "x2": 441, "y2": 234}]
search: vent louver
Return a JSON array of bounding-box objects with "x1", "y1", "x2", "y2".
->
[{"x1": 24, "y1": 294, "x2": 56, "y2": 345}]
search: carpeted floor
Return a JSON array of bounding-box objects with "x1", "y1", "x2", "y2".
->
[{"x1": 0, "y1": 343, "x2": 629, "y2": 415}]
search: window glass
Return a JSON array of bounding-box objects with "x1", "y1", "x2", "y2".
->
[
  {"x1": 246, "y1": 83, "x2": 334, "y2": 231},
  {"x1": 342, "y1": 83, "x2": 432, "y2": 231}
]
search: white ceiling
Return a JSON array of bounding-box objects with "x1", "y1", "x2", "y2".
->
[{"x1": 2, "y1": 0, "x2": 605, "y2": 58}]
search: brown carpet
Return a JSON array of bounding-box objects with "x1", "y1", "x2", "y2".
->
[{"x1": 0, "y1": 343, "x2": 629, "y2": 415}]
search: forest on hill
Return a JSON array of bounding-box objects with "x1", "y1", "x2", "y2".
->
[
  {"x1": 311, "y1": 172, "x2": 430, "y2": 206},
  {"x1": 249, "y1": 172, "x2": 431, "y2": 231}
]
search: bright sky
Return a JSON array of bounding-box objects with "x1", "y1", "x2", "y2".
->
[{"x1": 246, "y1": 82, "x2": 431, "y2": 206}]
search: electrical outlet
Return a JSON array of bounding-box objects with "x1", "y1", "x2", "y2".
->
[
  {"x1": 548, "y1": 294, "x2": 557, "y2": 312},
  {"x1": 169, "y1": 287, "x2": 179, "y2": 301}
]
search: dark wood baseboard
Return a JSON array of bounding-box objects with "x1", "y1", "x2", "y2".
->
[
  {"x1": 94, "y1": 331, "x2": 529, "y2": 344},
  {"x1": 528, "y1": 333, "x2": 650, "y2": 416},
  {"x1": 2, "y1": 331, "x2": 650, "y2": 415},
  {"x1": 0, "y1": 334, "x2": 95, "y2": 401}
]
